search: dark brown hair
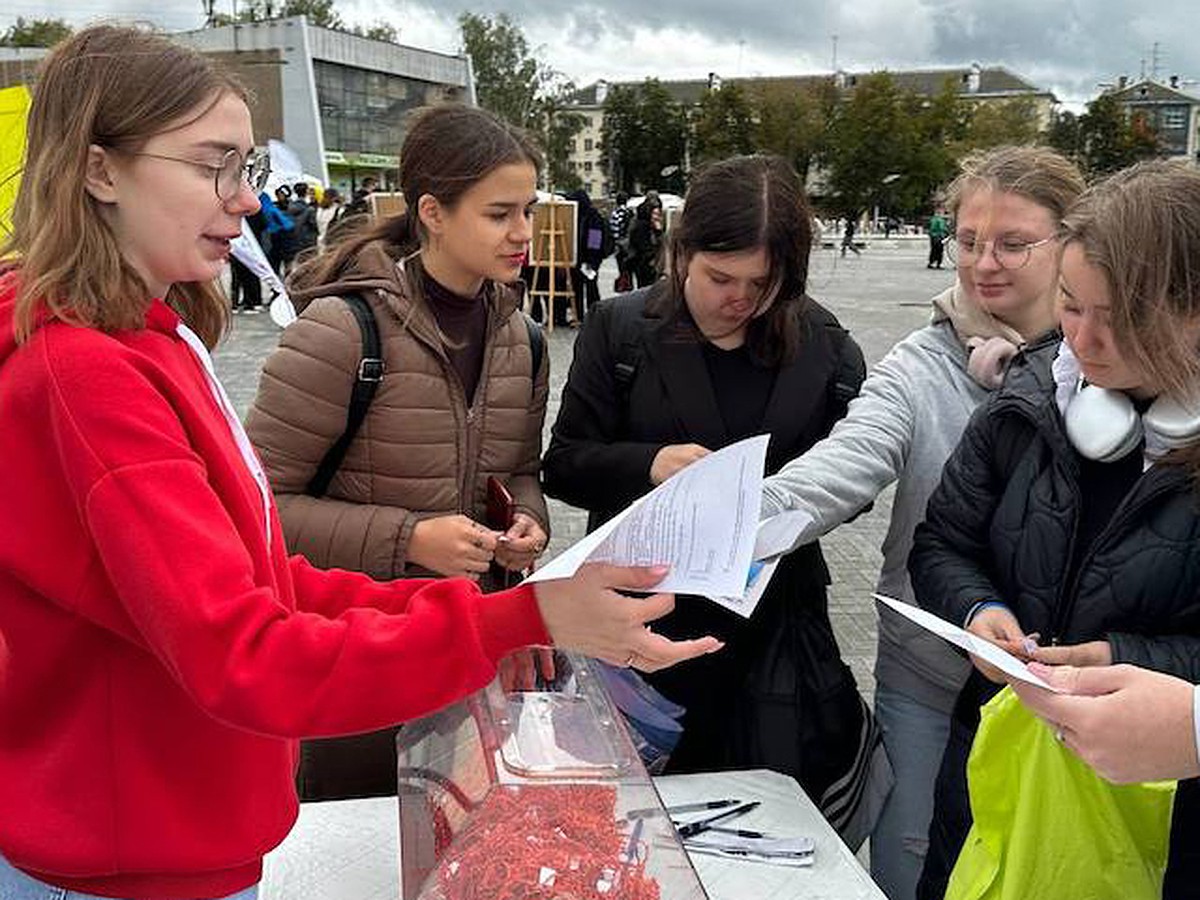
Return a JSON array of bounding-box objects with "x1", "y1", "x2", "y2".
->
[
  {"x1": 653, "y1": 155, "x2": 813, "y2": 366},
  {"x1": 291, "y1": 104, "x2": 542, "y2": 292},
  {"x1": 5, "y1": 24, "x2": 244, "y2": 347},
  {"x1": 1061, "y1": 160, "x2": 1200, "y2": 485}
]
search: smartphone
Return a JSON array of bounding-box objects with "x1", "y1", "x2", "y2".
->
[
  {"x1": 485, "y1": 477, "x2": 518, "y2": 588},
  {"x1": 486, "y1": 476, "x2": 516, "y2": 532}
]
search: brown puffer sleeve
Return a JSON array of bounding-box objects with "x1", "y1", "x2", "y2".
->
[{"x1": 245, "y1": 296, "x2": 416, "y2": 579}]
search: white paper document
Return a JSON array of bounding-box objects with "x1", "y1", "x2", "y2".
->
[
  {"x1": 753, "y1": 508, "x2": 817, "y2": 560},
  {"x1": 526, "y1": 435, "x2": 769, "y2": 599},
  {"x1": 873, "y1": 594, "x2": 1060, "y2": 692}
]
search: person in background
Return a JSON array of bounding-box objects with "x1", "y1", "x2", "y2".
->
[
  {"x1": 245, "y1": 104, "x2": 572, "y2": 801},
  {"x1": 315, "y1": 186, "x2": 344, "y2": 247},
  {"x1": 261, "y1": 187, "x2": 294, "y2": 276},
  {"x1": 927, "y1": 208, "x2": 949, "y2": 269},
  {"x1": 841, "y1": 214, "x2": 862, "y2": 257},
  {"x1": 0, "y1": 27, "x2": 721, "y2": 900},
  {"x1": 910, "y1": 160, "x2": 1200, "y2": 900},
  {"x1": 229, "y1": 253, "x2": 262, "y2": 314},
  {"x1": 343, "y1": 174, "x2": 378, "y2": 218},
  {"x1": 627, "y1": 191, "x2": 664, "y2": 288},
  {"x1": 543, "y1": 155, "x2": 885, "y2": 848},
  {"x1": 567, "y1": 188, "x2": 613, "y2": 323},
  {"x1": 286, "y1": 181, "x2": 319, "y2": 262},
  {"x1": 610, "y1": 190, "x2": 634, "y2": 293},
  {"x1": 760, "y1": 145, "x2": 1084, "y2": 900}
]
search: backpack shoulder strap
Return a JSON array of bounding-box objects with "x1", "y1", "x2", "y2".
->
[
  {"x1": 522, "y1": 311, "x2": 544, "y2": 385},
  {"x1": 817, "y1": 314, "x2": 866, "y2": 434},
  {"x1": 305, "y1": 293, "x2": 385, "y2": 497},
  {"x1": 606, "y1": 294, "x2": 647, "y2": 409}
]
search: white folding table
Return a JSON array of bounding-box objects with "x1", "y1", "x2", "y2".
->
[{"x1": 260, "y1": 767, "x2": 885, "y2": 899}]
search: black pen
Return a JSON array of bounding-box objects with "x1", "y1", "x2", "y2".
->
[
  {"x1": 628, "y1": 798, "x2": 741, "y2": 819},
  {"x1": 676, "y1": 800, "x2": 760, "y2": 839},
  {"x1": 701, "y1": 824, "x2": 769, "y2": 839}
]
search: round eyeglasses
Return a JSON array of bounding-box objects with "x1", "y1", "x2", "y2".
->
[
  {"x1": 127, "y1": 147, "x2": 272, "y2": 202},
  {"x1": 945, "y1": 234, "x2": 1056, "y2": 270}
]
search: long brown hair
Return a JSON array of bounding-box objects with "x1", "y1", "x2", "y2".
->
[
  {"x1": 5, "y1": 24, "x2": 244, "y2": 348},
  {"x1": 291, "y1": 104, "x2": 542, "y2": 294},
  {"x1": 653, "y1": 154, "x2": 813, "y2": 366},
  {"x1": 1061, "y1": 160, "x2": 1200, "y2": 480}
]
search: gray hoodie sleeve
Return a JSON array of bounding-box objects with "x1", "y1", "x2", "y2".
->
[{"x1": 760, "y1": 340, "x2": 916, "y2": 549}]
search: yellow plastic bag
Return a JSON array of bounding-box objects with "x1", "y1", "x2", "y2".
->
[{"x1": 946, "y1": 687, "x2": 1176, "y2": 900}]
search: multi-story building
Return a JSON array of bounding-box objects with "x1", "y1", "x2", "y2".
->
[
  {"x1": 564, "y1": 98, "x2": 608, "y2": 198},
  {"x1": 0, "y1": 17, "x2": 473, "y2": 192},
  {"x1": 1108, "y1": 76, "x2": 1200, "y2": 163},
  {"x1": 564, "y1": 64, "x2": 1055, "y2": 199},
  {"x1": 177, "y1": 18, "x2": 471, "y2": 191}
]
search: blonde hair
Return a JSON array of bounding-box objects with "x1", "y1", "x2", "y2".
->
[
  {"x1": 1061, "y1": 160, "x2": 1200, "y2": 403},
  {"x1": 945, "y1": 145, "x2": 1085, "y2": 221},
  {"x1": 4, "y1": 24, "x2": 245, "y2": 347}
]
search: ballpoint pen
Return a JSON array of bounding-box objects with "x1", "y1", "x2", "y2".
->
[
  {"x1": 675, "y1": 800, "x2": 760, "y2": 839},
  {"x1": 699, "y1": 824, "x2": 769, "y2": 839},
  {"x1": 627, "y1": 798, "x2": 742, "y2": 819}
]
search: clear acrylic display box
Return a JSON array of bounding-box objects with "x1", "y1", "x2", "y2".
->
[{"x1": 396, "y1": 650, "x2": 708, "y2": 900}]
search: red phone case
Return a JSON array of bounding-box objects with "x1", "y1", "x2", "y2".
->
[{"x1": 486, "y1": 476, "x2": 516, "y2": 532}]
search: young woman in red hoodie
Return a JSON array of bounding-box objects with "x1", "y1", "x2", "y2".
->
[{"x1": 0, "y1": 25, "x2": 720, "y2": 900}]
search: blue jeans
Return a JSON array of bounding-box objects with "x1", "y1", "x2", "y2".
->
[
  {"x1": 869, "y1": 686, "x2": 951, "y2": 900},
  {"x1": 0, "y1": 855, "x2": 258, "y2": 900}
]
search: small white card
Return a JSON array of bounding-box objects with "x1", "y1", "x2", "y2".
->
[{"x1": 873, "y1": 594, "x2": 1061, "y2": 692}]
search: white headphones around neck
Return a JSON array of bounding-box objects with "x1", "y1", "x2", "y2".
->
[{"x1": 1063, "y1": 378, "x2": 1200, "y2": 462}]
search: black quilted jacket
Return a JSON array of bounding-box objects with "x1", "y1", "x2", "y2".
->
[{"x1": 910, "y1": 332, "x2": 1200, "y2": 680}]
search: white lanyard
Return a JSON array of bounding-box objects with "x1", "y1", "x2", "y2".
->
[{"x1": 175, "y1": 323, "x2": 273, "y2": 550}]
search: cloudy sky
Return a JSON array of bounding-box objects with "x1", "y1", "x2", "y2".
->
[{"x1": 5, "y1": 0, "x2": 1199, "y2": 108}]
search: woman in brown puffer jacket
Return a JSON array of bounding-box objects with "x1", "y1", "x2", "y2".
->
[{"x1": 245, "y1": 104, "x2": 550, "y2": 800}]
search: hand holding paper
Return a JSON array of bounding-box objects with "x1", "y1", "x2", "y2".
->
[
  {"x1": 527, "y1": 436, "x2": 768, "y2": 598},
  {"x1": 873, "y1": 594, "x2": 1060, "y2": 692}
]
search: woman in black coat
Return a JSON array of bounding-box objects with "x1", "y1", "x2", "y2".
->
[
  {"x1": 542, "y1": 155, "x2": 885, "y2": 846},
  {"x1": 910, "y1": 161, "x2": 1200, "y2": 899},
  {"x1": 626, "y1": 191, "x2": 664, "y2": 288}
]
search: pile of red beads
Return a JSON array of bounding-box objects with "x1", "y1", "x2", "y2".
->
[{"x1": 433, "y1": 784, "x2": 661, "y2": 900}]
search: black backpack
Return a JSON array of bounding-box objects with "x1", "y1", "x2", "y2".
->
[{"x1": 304, "y1": 295, "x2": 545, "y2": 497}]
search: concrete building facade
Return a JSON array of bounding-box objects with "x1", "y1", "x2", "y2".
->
[{"x1": 175, "y1": 18, "x2": 471, "y2": 191}]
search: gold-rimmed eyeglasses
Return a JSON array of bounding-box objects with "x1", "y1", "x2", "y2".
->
[
  {"x1": 126, "y1": 147, "x2": 271, "y2": 202},
  {"x1": 945, "y1": 234, "x2": 1056, "y2": 270}
]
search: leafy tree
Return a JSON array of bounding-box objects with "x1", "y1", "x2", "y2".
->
[
  {"x1": 459, "y1": 12, "x2": 549, "y2": 131},
  {"x1": 599, "y1": 84, "x2": 640, "y2": 194},
  {"x1": 1046, "y1": 110, "x2": 1083, "y2": 161},
  {"x1": 352, "y1": 21, "x2": 398, "y2": 43},
  {"x1": 822, "y1": 73, "x2": 920, "y2": 218},
  {"x1": 210, "y1": 0, "x2": 342, "y2": 28},
  {"x1": 963, "y1": 97, "x2": 1041, "y2": 150},
  {"x1": 692, "y1": 83, "x2": 756, "y2": 163},
  {"x1": 600, "y1": 80, "x2": 688, "y2": 194},
  {"x1": 0, "y1": 17, "x2": 72, "y2": 47},
  {"x1": 1076, "y1": 92, "x2": 1159, "y2": 177},
  {"x1": 753, "y1": 80, "x2": 836, "y2": 184},
  {"x1": 541, "y1": 93, "x2": 585, "y2": 191},
  {"x1": 458, "y1": 13, "x2": 584, "y2": 191},
  {"x1": 899, "y1": 79, "x2": 967, "y2": 216}
]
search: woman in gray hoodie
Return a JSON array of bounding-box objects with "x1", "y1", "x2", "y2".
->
[{"x1": 759, "y1": 145, "x2": 1084, "y2": 900}]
